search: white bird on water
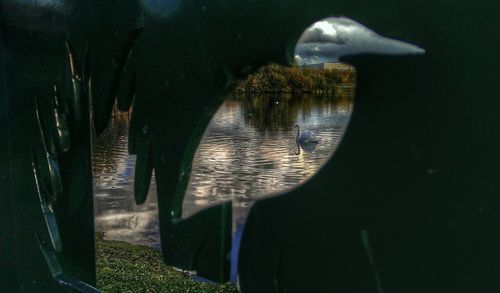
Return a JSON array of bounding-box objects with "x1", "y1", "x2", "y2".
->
[{"x1": 295, "y1": 125, "x2": 319, "y2": 143}]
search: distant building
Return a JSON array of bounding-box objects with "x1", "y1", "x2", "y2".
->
[{"x1": 301, "y1": 62, "x2": 355, "y2": 71}]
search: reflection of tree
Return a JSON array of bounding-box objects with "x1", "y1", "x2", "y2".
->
[{"x1": 233, "y1": 93, "x2": 353, "y2": 133}]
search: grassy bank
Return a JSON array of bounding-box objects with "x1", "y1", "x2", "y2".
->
[
  {"x1": 95, "y1": 237, "x2": 238, "y2": 293},
  {"x1": 233, "y1": 63, "x2": 355, "y2": 94}
]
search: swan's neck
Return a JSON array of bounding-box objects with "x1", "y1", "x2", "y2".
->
[{"x1": 296, "y1": 127, "x2": 300, "y2": 140}]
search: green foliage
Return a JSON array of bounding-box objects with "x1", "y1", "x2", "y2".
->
[
  {"x1": 95, "y1": 237, "x2": 238, "y2": 293},
  {"x1": 233, "y1": 64, "x2": 355, "y2": 93}
]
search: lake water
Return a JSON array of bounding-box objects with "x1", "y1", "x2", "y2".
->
[{"x1": 93, "y1": 90, "x2": 354, "y2": 249}]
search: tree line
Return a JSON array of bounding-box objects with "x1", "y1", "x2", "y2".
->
[{"x1": 233, "y1": 64, "x2": 355, "y2": 94}]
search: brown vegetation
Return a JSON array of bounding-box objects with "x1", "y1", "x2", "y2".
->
[{"x1": 233, "y1": 64, "x2": 356, "y2": 94}]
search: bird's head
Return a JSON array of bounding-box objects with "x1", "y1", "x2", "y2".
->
[{"x1": 295, "y1": 16, "x2": 425, "y2": 64}]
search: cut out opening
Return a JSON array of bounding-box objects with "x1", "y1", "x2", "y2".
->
[
  {"x1": 90, "y1": 17, "x2": 362, "y2": 287},
  {"x1": 91, "y1": 14, "x2": 428, "y2": 249},
  {"x1": 89, "y1": 14, "x2": 436, "y2": 288}
]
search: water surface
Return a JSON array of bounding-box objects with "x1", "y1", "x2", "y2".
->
[
  {"x1": 93, "y1": 118, "x2": 160, "y2": 247},
  {"x1": 183, "y1": 92, "x2": 353, "y2": 222},
  {"x1": 93, "y1": 90, "x2": 354, "y2": 247}
]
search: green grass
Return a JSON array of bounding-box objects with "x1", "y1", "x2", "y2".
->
[{"x1": 95, "y1": 237, "x2": 238, "y2": 293}]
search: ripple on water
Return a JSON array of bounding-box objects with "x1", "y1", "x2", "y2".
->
[
  {"x1": 183, "y1": 93, "x2": 353, "y2": 219},
  {"x1": 92, "y1": 93, "x2": 353, "y2": 246}
]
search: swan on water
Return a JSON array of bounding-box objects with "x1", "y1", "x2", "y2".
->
[{"x1": 295, "y1": 125, "x2": 319, "y2": 143}]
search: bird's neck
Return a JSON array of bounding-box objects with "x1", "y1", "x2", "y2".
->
[{"x1": 296, "y1": 127, "x2": 300, "y2": 139}]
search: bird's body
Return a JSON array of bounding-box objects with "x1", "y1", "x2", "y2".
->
[{"x1": 295, "y1": 125, "x2": 319, "y2": 143}]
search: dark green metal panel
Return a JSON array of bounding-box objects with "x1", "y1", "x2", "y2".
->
[
  {"x1": 238, "y1": 1, "x2": 500, "y2": 292},
  {"x1": 0, "y1": 29, "x2": 17, "y2": 289},
  {"x1": 0, "y1": 1, "x2": 98, "y2": 291}
]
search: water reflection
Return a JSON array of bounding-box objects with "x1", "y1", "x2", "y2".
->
[
  {"x1": 93, "y1": 117, "x2": 160, "y2": 247},
  {"x1": 296, "y1": 141, "x2": 318, "y2": 154},
  {"x1": 93, "y1": 89, "x2": 354, "y2": 247},
  {"x1": 183, "y1": 91, "x2": 353, "y2": 221}
]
